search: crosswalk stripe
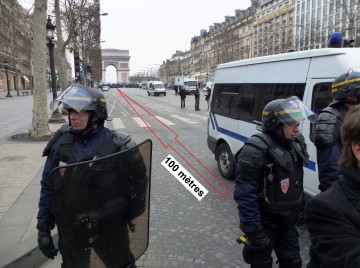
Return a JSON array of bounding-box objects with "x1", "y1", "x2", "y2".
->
[
  {"x1": 170, "y1": 115, "x2": 198, "y2": 124},
  {"x1": 112, "y1": 118, "x2": 125, "y2": 129},
  {"x1": 133, "y1": 117, "x2": 150, "y2": 127},
  {"x1": 189, "y1": 113, "x2": 208, "y2": 120},
  {"x1": 155, "y1": 116, "x2": 175, "y2": 125}
]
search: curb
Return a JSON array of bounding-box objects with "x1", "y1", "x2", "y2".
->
[{"x1": 1, "y1": 234, "x2": 58, "y2": 268}]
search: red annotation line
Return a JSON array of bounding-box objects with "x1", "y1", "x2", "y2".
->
[{"x1": 115, "y1": 88, "x2": 232, "y2": 200}]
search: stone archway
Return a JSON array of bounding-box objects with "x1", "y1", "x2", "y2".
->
[{"x1": 101, "y1": 49, "x2": 130, "y2": 84}]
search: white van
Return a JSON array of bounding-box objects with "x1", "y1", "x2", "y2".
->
[
  {"x1": 146, "y1": 81, "x2": 166, "y2": 96},
  {"x1": 207, "y1": 48, "x2": 360, "y2": 198}
]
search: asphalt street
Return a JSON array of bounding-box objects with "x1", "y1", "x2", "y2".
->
[{"x1": 0, "y1": 88, "x2": 312, "y2": 267}]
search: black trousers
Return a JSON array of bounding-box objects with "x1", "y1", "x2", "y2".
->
[{"x1": 181, "y1": 98, "x2": 185, "y2": 108}]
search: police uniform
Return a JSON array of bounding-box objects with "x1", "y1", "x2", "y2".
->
[
  {"x1": 233, "y1": 96, "x2": 315, "y2": 268},
  {"x1": 313, "y1": 101, "x2": 347, "y2": 192},
  {"x1": 313, "y1": 69, "x2": 360, "y2": 192},
  {"x1": 37, "y1": 84, "x2": 145, "y2": 268}
]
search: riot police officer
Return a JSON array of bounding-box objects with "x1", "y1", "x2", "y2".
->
[
  {"x1": 313, "y1": 67, "x2": 360, "y2": 192},
  {"x1": 37, "y1": 84, "x2": 147, "y2": 268},
  {"x1": 233, "y1": 96, "x2": 316, "y2": 268}
]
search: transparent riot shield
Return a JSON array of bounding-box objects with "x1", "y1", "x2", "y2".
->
[{"x1": 50, "y1": 139, "x2": 152, "y2": 268}]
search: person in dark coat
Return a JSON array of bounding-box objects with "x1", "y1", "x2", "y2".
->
[
  {"x1": 313, "y1": 69, "x2": 360, "y2": 192},
  {"x1": 234, "y1": 96, "x2": 316, "y2": 268},
  {"x1": 37, "y1": 84, "x2": 144, "y2": 268},
  {"x1": 305, "y1": 105, "x2": 360, "y2": 268},
  {"x1": 307, "y1": 68, "x2": 360, "y2": 268},
  {"x1": 194, "y1": 86, "x2": 200, "y2": 111},
  {"x1": 179, "y1": 86, "x2": 186, "y2": 108}
]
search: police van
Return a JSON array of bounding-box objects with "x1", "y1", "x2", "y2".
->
[{"x1": 207, "y1": 48, "x2": 360, "y2": 197}]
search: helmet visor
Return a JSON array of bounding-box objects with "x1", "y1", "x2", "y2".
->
[
  {"x1": 276, "y1": 97, "x2": 317, "y2": 127},
  {"x1": 50, "y1": 85, "x2": 95, "y2": 113}
]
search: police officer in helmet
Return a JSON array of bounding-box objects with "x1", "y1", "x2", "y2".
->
[
  {"x1": 314, "y1": 67, "x2": 360, "y2": 192},
  {"x1": 37, "y1": 84, "x2": 143, "y2": 267},
  {"x1": 234, "y1": 96, "x2": 316, "y2": 268}
]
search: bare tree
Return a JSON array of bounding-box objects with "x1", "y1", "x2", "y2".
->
[
  {"x1": 29, "y1": 0, "x2": 52, "y2": 138},
  {"x1": 340, "y1": 0, "x2": 360, "y2": 44},
  {"x1": 53, "y1": 0, "x2": 87, "y2": 91}
]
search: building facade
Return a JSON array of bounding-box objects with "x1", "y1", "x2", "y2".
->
[
  {"x1": 0, "y1": 0, "x2": 32, "y2": 92},
  {"x1": 158, "y1": 0, "x2": 360, "y2": 86}
]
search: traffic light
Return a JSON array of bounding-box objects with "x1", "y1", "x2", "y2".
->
[{"x1": 74, "y1": 51, "x2": 80, "y2": 81}]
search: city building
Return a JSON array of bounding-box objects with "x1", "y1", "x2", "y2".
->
[{"x1": 0, "y1": 1, "x2": 32, "y2": 92}]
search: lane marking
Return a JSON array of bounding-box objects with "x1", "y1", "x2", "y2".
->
[
  {"x1": 170, "y1": 115, "x2": 198, "y2": 124},
  {"x1": 155, "y1": 116, "x2": 175, "y2": 125},
  {"x1": 133, "y1": 117, "x2": 150, "y2": 127}
]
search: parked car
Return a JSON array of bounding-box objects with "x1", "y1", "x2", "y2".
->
[{"x1": 101, "y1": 85, "x2": 110, "y2": 91}]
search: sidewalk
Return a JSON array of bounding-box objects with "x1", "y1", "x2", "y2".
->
[{"x1": 0, "y1": 90, "x2": 64, "y2": 267}]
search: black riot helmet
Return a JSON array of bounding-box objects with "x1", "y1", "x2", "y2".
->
[
  {"x1": 50, "y1": 84, "x2": 108, "y2": 120},
  {"x1": 260, "y1": 96, "x2": 316, "y2": 132},
  {"x1": 332, "y1": 67, "x2": 360, "y2": 102}
]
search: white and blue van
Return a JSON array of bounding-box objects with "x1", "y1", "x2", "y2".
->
[{"x1": 207, "y1": 48, "x2": 360, "y2": 197}]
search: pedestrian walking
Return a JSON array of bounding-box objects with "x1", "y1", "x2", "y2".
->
[
  {"x1": 179, "y1": 86, "x2": 186, "y2": 108},
  {"x1": 233, "y1": 96, "x2": 316, "y2": 268},
  {"x1": 305, "y1": 105, "x2": 360, "y2": 268},
  {"x1": 205, "y1": 86, "x2": 211, "y2": 110},
  {"x1": 36, "y1": 84, "x2": 148, "y2": 267},
  {"x1": 194, "y1": 86, "x2": 200, "y2": 111}
]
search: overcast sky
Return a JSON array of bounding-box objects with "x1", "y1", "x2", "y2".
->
[
  {"x1": 18, "y1": 0, "x2": 251, "y2": 78},
  {"x1": 99, "y1": 0, "x2": 251, "y2": 76}
]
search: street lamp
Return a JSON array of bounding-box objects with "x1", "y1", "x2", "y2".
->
[
  {"x1": 46, "y1": 15, "x2": 65, "y2": 123},
  {"x1": 3, "y1": 59, "x2": 12, "y2": 97}
]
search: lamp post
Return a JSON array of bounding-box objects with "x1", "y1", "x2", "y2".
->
[
  {"x1": 46, "y1": 15, "x2": 65, "y2": 123},
  {"x1": 3, "y1": 59, "x2": 12, "y2": 97}
]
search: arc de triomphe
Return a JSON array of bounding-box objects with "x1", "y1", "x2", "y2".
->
[{"x1": 101, "y1": 49, "x2": 130, "y2": 84}]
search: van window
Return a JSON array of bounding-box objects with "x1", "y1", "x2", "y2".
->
[
  {"x1": 310, "y1": 82, "x2": 333, "y2": 139},
  {"x1": 212, "y1": 83, "x2": 305, "y2": 123},
  {"x1": 311, "y1": 82, "x2": 333, "y2": 116}
]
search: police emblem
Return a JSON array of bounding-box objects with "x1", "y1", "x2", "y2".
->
[{"x1": 280, "y1": 178, "x2": 290, "y2": 194}]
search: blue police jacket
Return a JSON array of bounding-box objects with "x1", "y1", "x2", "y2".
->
[{"x1": 37, "y1": 125, "x2": 113, "y2": 229}]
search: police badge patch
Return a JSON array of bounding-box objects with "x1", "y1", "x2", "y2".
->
[{"x1": 280, "y1": 178, "x2": 290, "y2": 194}]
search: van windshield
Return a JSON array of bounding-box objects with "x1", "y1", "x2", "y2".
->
[{"x1": 154, "y1": 84, "x2": 165, "y2": 89}]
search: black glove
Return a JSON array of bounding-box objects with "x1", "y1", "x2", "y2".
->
[
  {"x1": 38, "y1": 228, "x2": 58, "y2": 259},
  {"x1": 244, "y1": 230, "x2": 270, "y2": 249}
]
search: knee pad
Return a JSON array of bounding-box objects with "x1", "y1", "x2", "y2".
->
[
  {"x1": 278, "y1": 256, "x2": 302, "y2": 268},
  {"x1": 251, "y1": 260, "x2": 273, "y2": 268}
]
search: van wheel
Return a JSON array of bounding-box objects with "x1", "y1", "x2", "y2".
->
[
  {"x1": 148, "y1": 92, "x2": 150, "y2": 96},
  {"x1": 216, "y1": 143, "x2": 235, "y2": 180},
  {"x1": 164, "y1": 93, "x2": 166, "y2": 96}
]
